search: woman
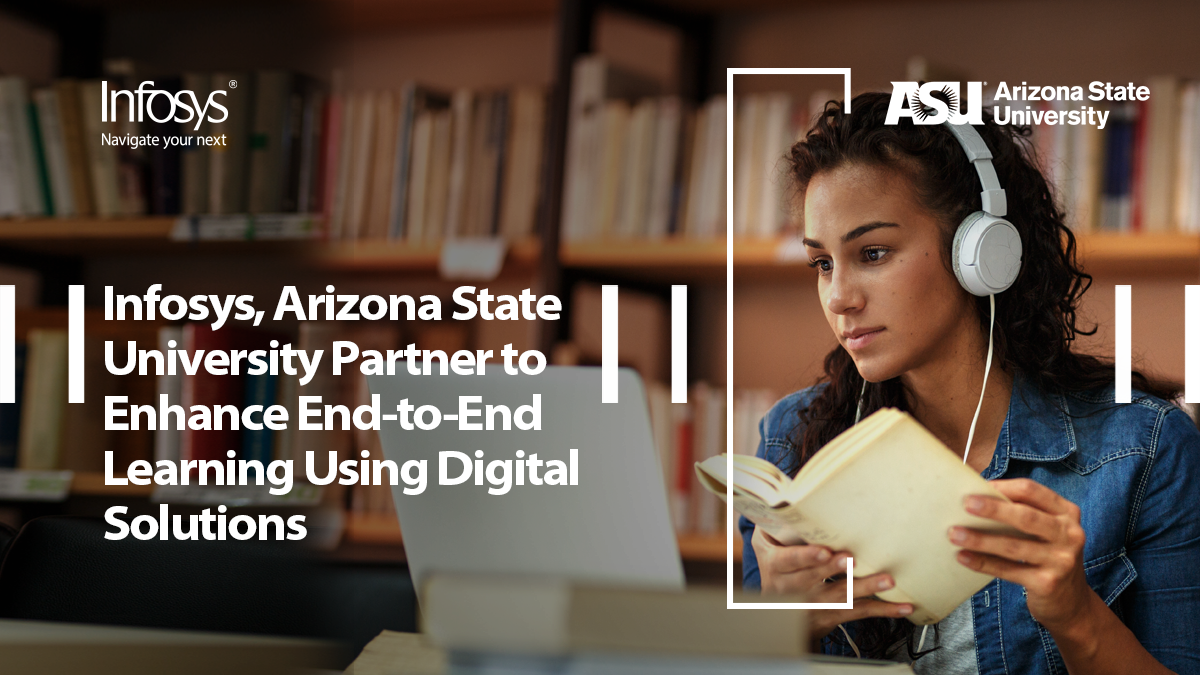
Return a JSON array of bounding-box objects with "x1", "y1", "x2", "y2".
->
[{"x1": 740, "y1": 91, "x2": 1200, "y2": 674}]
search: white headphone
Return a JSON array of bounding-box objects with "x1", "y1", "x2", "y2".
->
[{"x1": 945, "y1": 123, "x2": 1023, "y2": 296}]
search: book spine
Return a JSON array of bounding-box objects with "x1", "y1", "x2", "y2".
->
[
  {"x1": 146, "y1": 78, "x2": 182, "y2": 215},
  {"x1": 55, "y1": 80, "x2": 94, "y2": 216},
  {"x1": 209, "y1": 72, "x2": 251, "y2": 215},
  {"x1": 486, "y1": 91, "x2": 509, "y2": 236},
  {"x1": 387, "y1": 83, "x2": 418, "y2": 240},
  {"x1": 241, "y1": 371, "x2": 278, "y2": 464},
  {"x1": 296, "y1": 88, "x2": 324, "y2": 214},
  {"x1": 0, "y1": 343, "x2": 27, "y2": 468},
  {"x1": 180, "y1": 73, "x2": 211, "y2": 215},
  {"x1": 2, "y1": 78, "x2": 48, "y2": 216},
  {"x1": 79, "y1": 80, "x2": 122, "y2": 217},
  {"x1": 17, "y1": 330, "x2": 68, "y2": 470},
  {"x1": 248, "y1": 71, "x2": 292, "y2": 214},
  {"x1": 35, "y1": 89, "x2": 77, "y2": 217},
  {"x1": 444, "y1": 89, "x2": 473, "y2": 238},
  {"x1": 154, "y1": 326, "x2": 184, "y2": 464},
  {"x1": 27, "y1": 99, "x2": 55, "y2": 216},
  {"x1": 280, "y1": 77, "x2": 307, "y2": 213},
  {"x1": 670, "y1": 404, "x2": 693, "y2": 532}
]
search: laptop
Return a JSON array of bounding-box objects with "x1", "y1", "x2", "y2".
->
[{"x1": 367, "y1": 365, "x2": 684, "y2": 591}]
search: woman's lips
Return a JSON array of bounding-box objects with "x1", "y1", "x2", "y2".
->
[{"x1": 844, "y1": 328, "x2": 884, "y2": 350}]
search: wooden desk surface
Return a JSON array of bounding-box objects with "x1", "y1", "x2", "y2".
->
[{"x1": 0, "y1": 618, "x2": 338, "y2": 675}]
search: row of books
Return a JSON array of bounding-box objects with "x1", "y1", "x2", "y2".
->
[
  {"x1": 646, "y1": 381, "x2": 776, "y2": 535},
  {"x1": 0, "y1": 64, "x2": 548, "y2": 245},
  {"x1": 561, "y1": 54, "x2": 733, "y2": 242},
  {"x1": 326, "y1": 85, "x2": 546, "y2": 243},
  {"x1": 0, "y1": 330, "x2": 129, "y2": 471},
  {"x1": 1029, "y1": 76, "x2": 1200, "y2": 233},
  {"x1": 0, "y1": 67, "x2": 325, "y2": 219}
]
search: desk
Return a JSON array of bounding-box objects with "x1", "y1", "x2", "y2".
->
[
  {"x1": 0, "y1": 618, "x2": 338, "y2": 675},
  {"x1": 341, "y1": 631, "x2": 916, "y2": 674}
]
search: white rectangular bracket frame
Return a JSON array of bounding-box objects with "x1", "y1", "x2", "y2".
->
[{"x1": 726, "y1": 68, "x2": 853, "y2": 610}]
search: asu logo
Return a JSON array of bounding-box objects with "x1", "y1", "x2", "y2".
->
[{"x1": 886, "y1": 81, "x2": 984, "y2": 125}]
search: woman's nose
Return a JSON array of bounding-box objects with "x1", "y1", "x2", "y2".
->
[{"x1": 825, "y1": 270, "x2": 864, "y2": 315}]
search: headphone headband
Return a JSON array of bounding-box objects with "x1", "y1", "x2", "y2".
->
[{"x1": 945, "y1": 123, "x2": 1007, "y2": 217}]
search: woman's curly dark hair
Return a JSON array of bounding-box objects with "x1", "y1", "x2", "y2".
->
[{"x1": 785, "y1": 91, "x2": 1176, "y2": 661}]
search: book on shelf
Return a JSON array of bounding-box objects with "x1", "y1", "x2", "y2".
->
[
  {"x1": 32, "y1": 87, "x2": 76, "y2": 217},
  {"x1": 154, "y1": 326, "x2": 184, "y2": 464},
  {"x1": 0, "y1": 77, "x2": 46, "y2": 217},
  {"x1": 1024, "y1": 74, "x2": 1200, "y2": 234},
  {"x1": 695, "y1": 407, "x2": 1021, "y2": 625},
  {"x1": 16, "y1": 331, "x2": 119, "y2": 472},
  {"x1": 177, "y1": 323, "x2": 285, "y2": 466},
  {"x1": 208, "y1": 70, "x2": 251, "y2": 215},
  {"x1": 144, "y1": 76, "x2": 183, "y2": 215},
  {"x1": 0, "y1": 343, "x2": 26, "y2": 468},
  {"x1": 642, "y1": 379, "x2": 775, "y2": 537},
  {"x1": 16, "y1": 329, "x2": 68, "y2": 470}
]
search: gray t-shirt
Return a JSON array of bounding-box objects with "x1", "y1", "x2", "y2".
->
[{"x1": 895, "y1": 599, "x2": 980, "y2": 675}]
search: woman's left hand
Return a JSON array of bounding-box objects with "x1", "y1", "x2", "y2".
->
[{"x1": 949, "y1": 477, "x2": 1098, "y2": 632}]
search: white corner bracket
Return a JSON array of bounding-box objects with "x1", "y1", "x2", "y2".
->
[{"x1": 725, "y1": 68, "x2": 853, "y2": 610}]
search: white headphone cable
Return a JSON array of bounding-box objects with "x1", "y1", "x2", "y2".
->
[
  {"x1": 845, "y1": 297, "x2": 994, "y2": 658},
  {"x1": 962, "y1": 293, "x2": 996, "y2": 468},
  {"x1": 919, "y1": 296, "x2": 996, "y2": 654},
  {"x1": 838, "y1": 378, "x2": 870, "y2": 658}
]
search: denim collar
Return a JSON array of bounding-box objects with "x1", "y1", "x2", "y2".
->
[{"x1": 981, "y1": 371, "x2": 1076, "y2": 480}]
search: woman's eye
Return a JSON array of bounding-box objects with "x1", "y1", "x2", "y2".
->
[
  {"x1": 807, "y1": 259, "x2": 833, "y2": 275},
  {"x1": 863, "y1": 247, "x2": 889, "y2": 263}
]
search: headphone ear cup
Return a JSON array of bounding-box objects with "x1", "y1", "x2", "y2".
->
[
  {"x1": 951, "y1": 213, "x2": 978, "y2": 294},
  {"x1": 953, "y1": 212, "x2": 1023, "y2": 296}
]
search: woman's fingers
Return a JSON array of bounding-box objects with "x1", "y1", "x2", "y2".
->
[
  {"x1": 965, "y1": 495, "x2": 1059, "y2": 540},
  {"x1": 955, "y1": 550, "x2": 1037, "y2": 588},
  {"x1": 950, "y1": 527, "x2": 1049, "y2": 565},
  {"x1": 811, "y1": 572, "x2": 897, "y2": 602},
  {"x1": 773, "y1": 543, "x2": 839, "y2": 574},
  {"x1": 990, "y1": 478, "x2": 1078, "y2": 516}
]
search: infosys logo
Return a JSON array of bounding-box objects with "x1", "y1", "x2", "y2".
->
[
  {"x1": 886, "y1": 81, "x2": 984, "y2": 125},
  {"x1": 100, "y1": 80, "x2": 229, "y2": 131}
]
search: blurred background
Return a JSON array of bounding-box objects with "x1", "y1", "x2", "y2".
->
[{"x1": 0, "y1": 0, "x2": 1197, "y2": 658}]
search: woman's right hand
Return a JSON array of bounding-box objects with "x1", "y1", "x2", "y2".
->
[{"x1": 751, "y1": 527, "x2": 915, "y2": 639}]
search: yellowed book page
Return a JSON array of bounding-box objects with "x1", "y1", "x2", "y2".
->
[{"x1": 794, "y1": 411, "x2": 1014, "y2": 624}]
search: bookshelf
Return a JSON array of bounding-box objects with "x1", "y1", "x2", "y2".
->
[
  {"x1": 314, "y1": 237, "x2": 542, "y2": 272},
  {"x1": 2, "y1": 0, "x2": 1196, "y2": 576},
  {"x1": 562, "y1": 232, "x2": 1200, "y2": 278}
]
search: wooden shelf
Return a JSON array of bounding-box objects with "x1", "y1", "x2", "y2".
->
[
  {"x1": 70, "y1": 472, "x2": 155, "y2": 498},
  {"x1": 1075, "y1": 232, "x2": 1200, "y2": 275},
  {"x1": 0, "y1": 216, "x2": 174, "y2": 240},
  {"x1": 0, "y1": 216, "x2": 314, "y2": 255},
  {"x1": 3, "y1": 217, "x2": 1186, "y2": 278},
  {"x1": 676, "y1": 532, "x2": 742, "y2": 563},
  {"x1": 314, "y1": 237, "x2": 541, "y2": 273},
  {"x1": 561, "y1": 232, "x2": 1200, "y2": 279},
  {"x1": 343, "y1": 512, "x2": 739, "y2": 562}
]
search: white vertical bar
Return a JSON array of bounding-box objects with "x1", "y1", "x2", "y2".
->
[
  {"x1": 0, "y1": 286, "x2": 13, "y2": 403},
  {"x1": 726, "y1": 68, "x2": 736, "y2": 605},
  {"x1": 671, "y1": 285, "x2": 687, "y2": 403},
  {"x1": 601, "y1": 285, "x2": 618, "y2": 403},
  {"x1": 1115, "y1": 285, "x2": 1131, "y2": 404},
  {"x1": 69, "y1": 285, "x2": 85, "y2": 404},
  {"x1": 1188, "y1": 286, "x2": 1200, "y2": 403}
]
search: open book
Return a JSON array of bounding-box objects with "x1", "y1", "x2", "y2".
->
[{"x1": 695, "y1": 407, "x2": 1019, "y2": 625}]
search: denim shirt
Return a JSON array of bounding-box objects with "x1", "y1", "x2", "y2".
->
[{"x1": 739, "y1": 374, "x2": 1200, "y2": 674}]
